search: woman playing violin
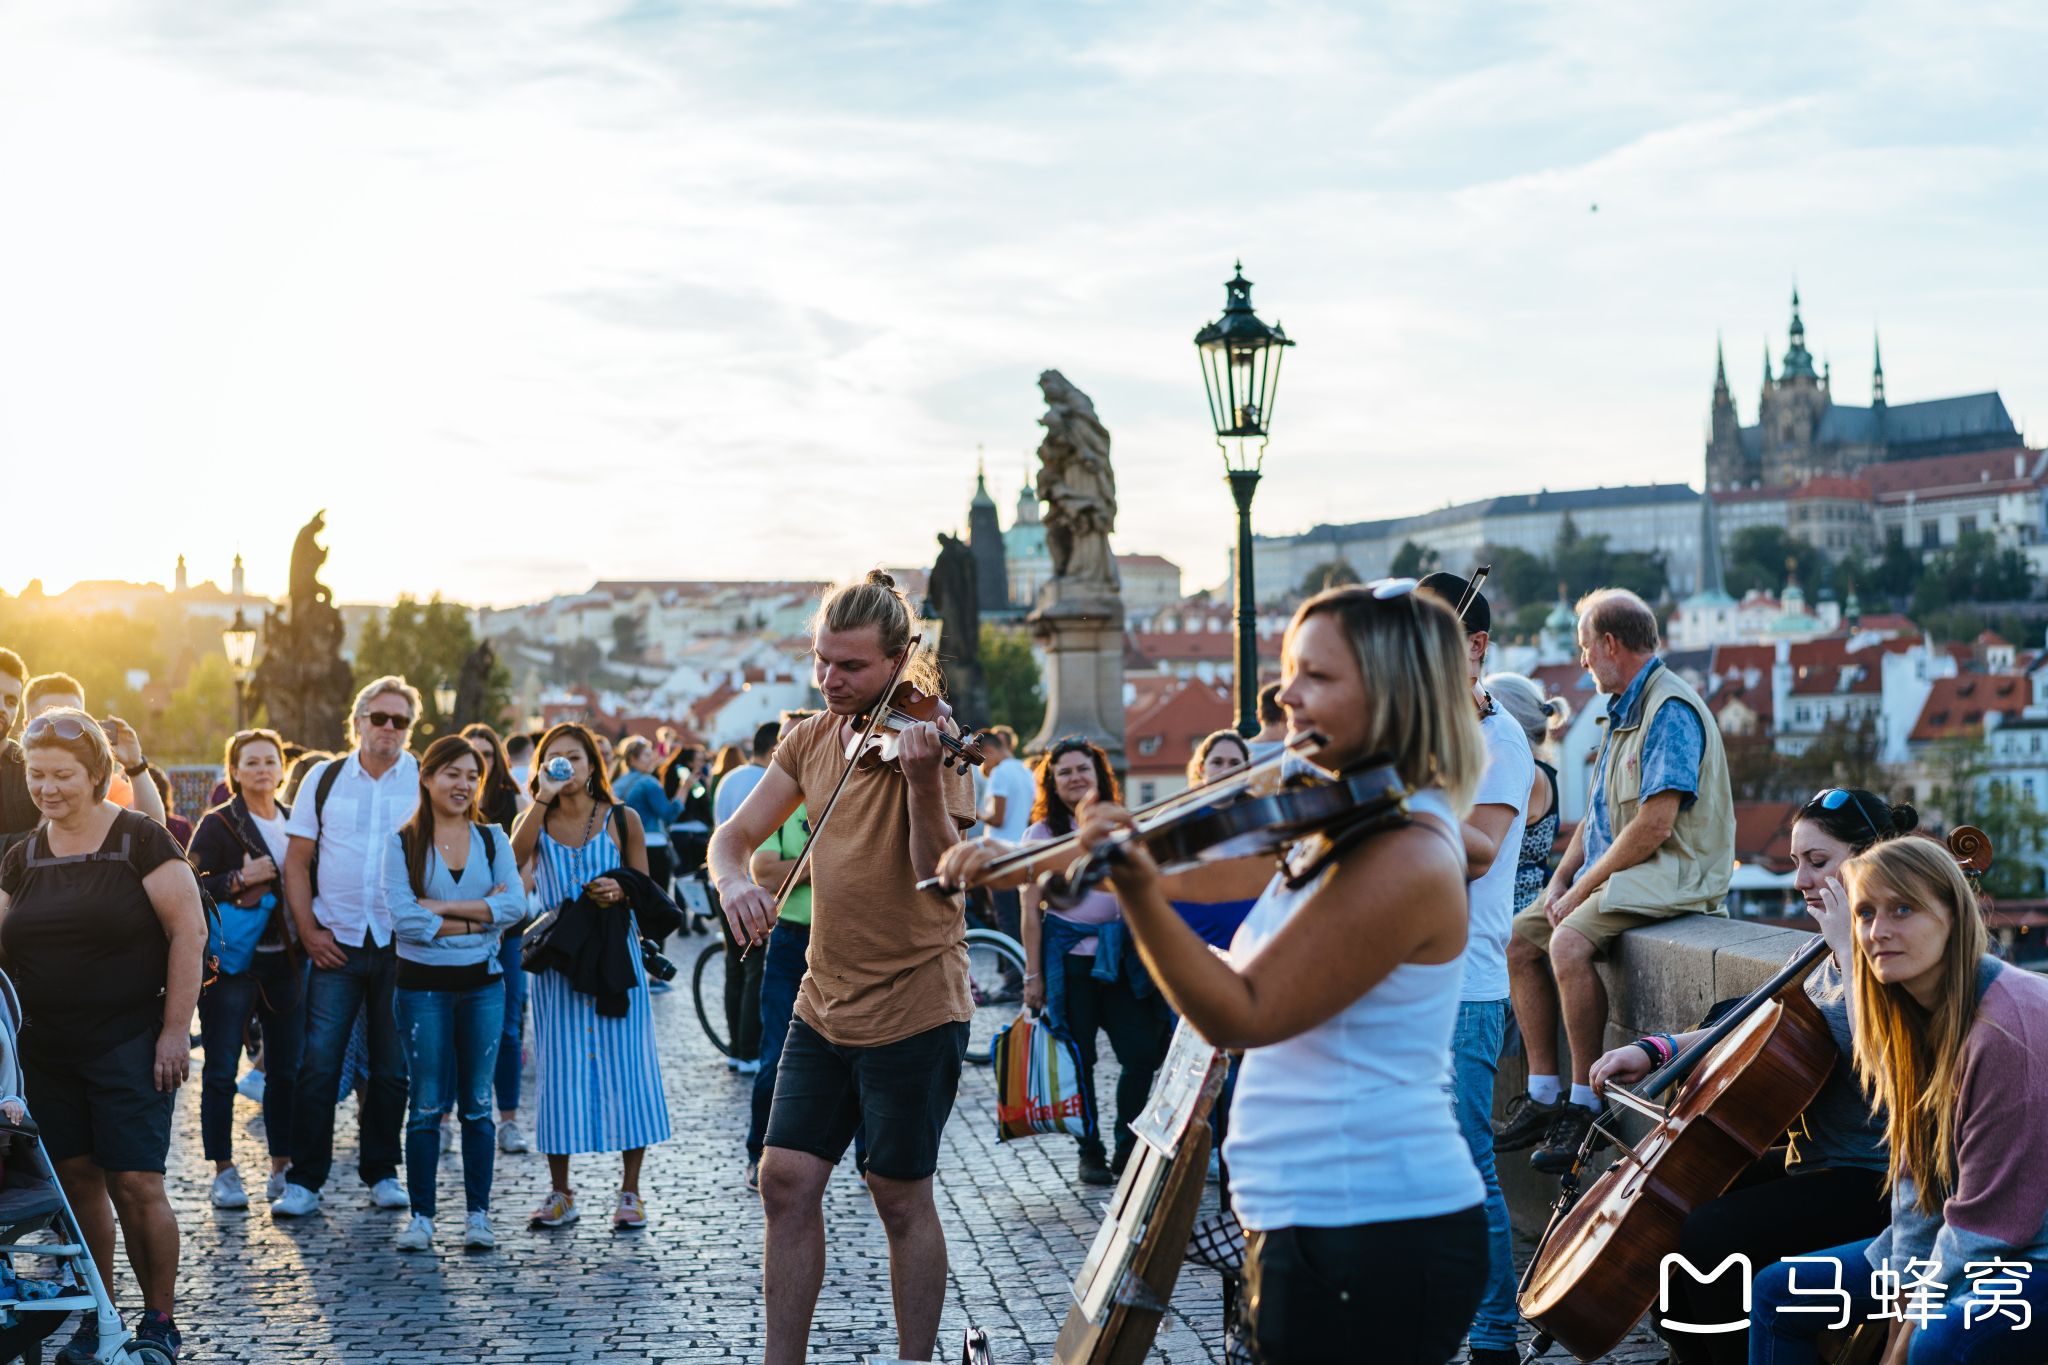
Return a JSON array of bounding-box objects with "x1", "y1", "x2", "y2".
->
[
  {"x1": 1744, "y1": 835, "x2": 2048, "y2": 1364},
  {"x1": 940, "y1": 582, "x2": 1492, "y2": 1365},
  {"x1": 1588, "y1": 788, "x2": 1907, "y2": 1364}
]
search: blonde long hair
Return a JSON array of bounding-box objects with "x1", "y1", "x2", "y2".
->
[
  {"x1": 1289, "y1": 585, "x2": 1487, "y2": 814},
  {"x1": 1842, "y1": 837, "x2": 1989, "y2": 1212}
]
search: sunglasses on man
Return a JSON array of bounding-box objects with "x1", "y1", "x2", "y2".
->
[{"x1": 363, "y1": 712, "x2": 412, "y2": 730}]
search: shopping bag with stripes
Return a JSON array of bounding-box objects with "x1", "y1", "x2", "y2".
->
[{"x1": 990, "y1": 1012, "x2": 1094, "y2": 1142}]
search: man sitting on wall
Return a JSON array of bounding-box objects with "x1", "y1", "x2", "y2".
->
[{"x1": 1497, "y1": 588, "x2": 1734, "y2": 1172}]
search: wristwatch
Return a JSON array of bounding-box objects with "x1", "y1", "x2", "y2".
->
[{"x1": 124, "y1": 757, "x2": 150, "y2": 778}]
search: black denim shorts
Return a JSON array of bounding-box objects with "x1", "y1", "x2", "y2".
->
[
  {"x1": 763, "y1": 1017, "x2": 968, "y2": 1181},
  {"x1": 22, "y1": 1027, "x2": 175, "y2": 1173},
  {"x1": 1242, "y1": 1204, "x2": 1488, "y2": 1364}
]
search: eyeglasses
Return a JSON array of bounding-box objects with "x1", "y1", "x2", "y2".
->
[
  {"x1": 1812, "y1": 788, "x2": 1882, "y2": 844},
  {"x1": 1365, "y1": 577, "x2": 1419, "y2": 600},
  {"x1": 363, "y1": 712, "x2": 412, "y2": 729}
]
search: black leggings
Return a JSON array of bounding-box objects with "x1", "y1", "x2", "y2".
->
[
  {"x1": 1244, "y1": 1205, "x2": 1488, "y2": 1364},
  {"x1": 1663, "y1": 1150, "x2": 1890, "y2": 1365},
  {"x1": 1060, "y1": 954, "x2": 1170, "y2": 1160}
]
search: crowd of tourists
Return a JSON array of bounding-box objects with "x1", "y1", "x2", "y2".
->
[{"x1": 6, "y1": 556, "x2": 2048, "y2": 1365}]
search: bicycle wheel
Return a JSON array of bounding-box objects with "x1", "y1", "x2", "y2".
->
[
  {"x1": 963, "y1": 928, "x2": 1027, "y2": 1066},
  {"x1": 692, "y1": 941, "x2": 733, "y2": 1057}
]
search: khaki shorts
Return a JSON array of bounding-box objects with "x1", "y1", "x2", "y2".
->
[{"x1": 1511, "y1": 887, "x2": 1671, "y2": 961}]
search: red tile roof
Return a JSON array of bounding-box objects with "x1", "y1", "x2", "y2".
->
[
  {"x1": 1853, "y1": 614, "x2": 1917, "y2": 635},
  {"x1": 1734, "y1": 801, "x2": 1799, "y2": 872},
  {"x1": 1125, "y1": 679, "x2": 1236, "y2": 775},
  {"x1": 1787, "y1": 477, "x2": 1872, "y2": 501},
  {"x1": 1910, "y1": 674, "x2": 2028, "y2": 742},
  {"x1": 1866, "y1": 448, "x2": 2043, "y2": 502},
  {"x1": 1528, "y1": 664, "x2": 1594, "y2": 701}
]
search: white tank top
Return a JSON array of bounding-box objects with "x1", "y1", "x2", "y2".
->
[{"x1": 1222, "y1": 787, "x2": 1485, "y2": 1231}]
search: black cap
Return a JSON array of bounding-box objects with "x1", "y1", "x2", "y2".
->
[{"x1": 1416, "y1": 571, "x2": 1491, "y2": 636}]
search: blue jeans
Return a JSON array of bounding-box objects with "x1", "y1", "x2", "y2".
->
[
  {"x1": 495, "y1": 932, "x2": 526, "y2": 1113},
  {"x1": 1445, "y1": 998, "x2": 1516, "y2": 1351},
  {"x1": 395, "y1": 983, "x2": 504, "y2": 1217},
  {"x1": 1751, "y1": 1240, "x2": 2048, "y2": 1364},
  {"x1": 197, "y1": 950, "x2": 305, "y2": 1164},
  {"x1": 288, "y1": 940, "x2": 407, "y2": 1193},
  {"x1": 748, "y1": 922, "x2": 809, "y2": 1156}
]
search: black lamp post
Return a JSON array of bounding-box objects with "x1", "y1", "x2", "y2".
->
[
  {"x1": 1195, "y1": 262, "x2": 1294, "y2": 737},
  {"x1": 222, "y1": 609, "x2": 259, "y2": 730}
]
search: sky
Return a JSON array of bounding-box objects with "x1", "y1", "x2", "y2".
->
[{"x1": 1, "y1": 1, "x2": 2044, "y2": 607}]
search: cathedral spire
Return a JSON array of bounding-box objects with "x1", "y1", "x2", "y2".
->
[
  {"x1": 1872, "y1": 330, "x2": 1886, "y2": 408},
  {"x1": 1762, "y1": 338, "x2": 1774, "y2": 387},
  {"x1": 1713, "y1": 337, "x2": 1730, "y2": 397},
  {"x1": 1779, "y1": 285, "x2": 1816, "y2": 380}
]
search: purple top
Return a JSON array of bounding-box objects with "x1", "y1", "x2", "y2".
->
[
  {"x1": 1024, "y1": 819, "x2": 1119, "y2": 957},
  {"x1": 1866, "y1": 957, "x2": 2048, "y2": 1284}
]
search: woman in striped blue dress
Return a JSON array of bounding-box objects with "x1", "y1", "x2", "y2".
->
[{"x1": 510, "y1": 724, "x2": 671, "y2": 1232}]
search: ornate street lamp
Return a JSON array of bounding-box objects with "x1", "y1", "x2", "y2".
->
[
  {"x1": 434, "y1": 681, "x2": 458, "y2": 733},
  {"x1": 222, "y1": 609, "x2": 259, "y2": 730},
  {"x1": 1195, "y1": 262, "x2": 1294, "y2": 737}
]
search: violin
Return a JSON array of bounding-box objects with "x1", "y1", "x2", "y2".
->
[
  {"x1": 1515, "y1": 825, "x2": 1996, "y2": 1362},
  {"x1": 919, "y1": 732, "x2": 1418, "y2": 906},
  {"x1": 848, "y1": 682, "x2": 985, "y2": 774}
]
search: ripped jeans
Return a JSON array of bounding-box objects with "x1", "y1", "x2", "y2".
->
[{"x1": 394, "y1": 984, "x2": 505, "y2": 1217}]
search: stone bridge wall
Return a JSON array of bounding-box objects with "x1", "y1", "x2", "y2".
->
[{"x1": 1494, "y1": 915, "x2": 1818, "y2": 1234}]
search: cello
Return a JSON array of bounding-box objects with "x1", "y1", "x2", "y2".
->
[{"x1": 1515, "y1": 825, "x2": 1994, "y2": 1362}]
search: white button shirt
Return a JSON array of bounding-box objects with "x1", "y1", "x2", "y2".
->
[{"x1": 284, "y1": 749, "x2": 420, "y2": 948}]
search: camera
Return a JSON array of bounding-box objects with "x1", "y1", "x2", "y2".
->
[
  {"x1": 639, "y1": 937, "x2": 677, "y2": 982},
  {"x1": 544, "y1": 755, "x2": 574, "y2": 782}
]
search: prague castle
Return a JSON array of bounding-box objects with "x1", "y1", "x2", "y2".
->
[{"x1": 1705, "y1": 291, "x2": 2019, "y2": 491}]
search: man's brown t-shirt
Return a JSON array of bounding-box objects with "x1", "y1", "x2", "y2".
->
[{"x1": 774, "y1": 710, "x2": 977, "y2": 1047}]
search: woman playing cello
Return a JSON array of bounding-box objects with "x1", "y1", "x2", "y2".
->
[
  {"x1": 1587, "y1": 788, "x2": 1908, "y2": 1363},
  {"x1": 941, "y1": 581, "x2": 1492, "y2": 1364},
  {"x1": 1746, "y1": 834, "x2": 2048, "y2": 1363}
]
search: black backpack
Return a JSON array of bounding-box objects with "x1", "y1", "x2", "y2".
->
[{"x1": 18, "y1": 809, "x2": 225, "y2": 994}]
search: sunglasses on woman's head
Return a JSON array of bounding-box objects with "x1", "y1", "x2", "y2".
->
[
  {"x1": 24, "y1": 715, "x2": 94, "y2": 742},
  {"x1": 1365, "y1": 578, "x2": 1419, "y2": 600},
  {"x1": 1812, "y1": 788, "x2": 1882, "y2": 843},
  {"x1": 363, "y1": 712, "x2": 411, "y2": 729}
]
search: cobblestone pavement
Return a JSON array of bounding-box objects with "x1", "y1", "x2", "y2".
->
[{"x1": 78, "y1": 943, "x2": 1671, "y2": 1363}]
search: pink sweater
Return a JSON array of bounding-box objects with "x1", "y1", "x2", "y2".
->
[{"x1": 1866, "y1": 957, "x2": 2048, "y2": 1284}]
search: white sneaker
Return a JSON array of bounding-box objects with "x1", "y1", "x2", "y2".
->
[
  {"x1": 395, "y1": 1214, "x2": 433, "y2": 1251},
  {"x1": 369, "y1": 1177, "x2": 410, "y2": 1209},
  {"x1": 210, "y1": 1168, "x2": 249, "y2": 1209},
  {"x1": 497, "y1": 1119, "x2": 528, "y2": 1154},
  {"x1": 463, "y1": 1211, "x2": 496, "y2": 1249},
  {"x1": 735, "y1": 1058, "x2": 761, "y2": 1075},
  {"x1": 235, "y1": 1068, "x2": 265, "y2": 1103},
  {"x1": 265, "y1": 1170, "x2": 289, "y2": 1202},
  {"x1": 269, "y1": 1183, "x2": 321, "y2": 1218}
]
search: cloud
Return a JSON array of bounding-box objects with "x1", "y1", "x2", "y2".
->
[{"x1": 0, "y1": 1, "x2": 2043, "y2": 604}]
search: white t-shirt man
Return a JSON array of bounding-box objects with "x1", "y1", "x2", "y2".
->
[
  {"x1": 1462, "y1": 708, "x2": 1533, "y2": 1003},
  {"x1": 985, "y1": 757, "x2": 1036, "y2": 845},
  {"x1": 282, "y1": 749, "x2": 420, "y2": 948}
]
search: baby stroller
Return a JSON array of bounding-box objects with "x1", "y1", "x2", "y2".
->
[{"x1": 0, "y1": 972, "x2": 168, "y2": 1364}]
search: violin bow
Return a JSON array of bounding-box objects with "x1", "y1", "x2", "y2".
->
[
  {"x1": 1455, "y1": 563, "x2": 1491, "y2": 621},
  {"x1": 744, "y1": 632, "x2": 923, "y2": 955}
]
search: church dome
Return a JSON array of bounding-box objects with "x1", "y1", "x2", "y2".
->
[{"x1": 1545, "y1": 593, "x2": 1576, "y2": 634}]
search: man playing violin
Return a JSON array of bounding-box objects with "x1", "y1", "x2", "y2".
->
[{"x1": 707, "y1": 569, "x2": 978, "y2": 1365}]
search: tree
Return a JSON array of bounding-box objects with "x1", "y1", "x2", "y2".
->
[
  {"x1": 1298, "y1": 560, "x2": 1360, "y2": 596},
  {"x1": 612, "y1": 613, "x2": 644, "y2": 662},
  {"x1": 1911, "y1": 530, "x2": 2033, "y2": 618},
  {"x1": 353, "y1": 595, "x2": 511, "y2": 744},
  {"x1": 980, "y1": 623, "x2": 1044, "y2": 740},
  {"x1": 1390, "y1": 540, "x2": 1439, "y2": 578},
  {"x1": 1926, "y1": 739, "x2": 2048, "y2": 900},
  {"x1": 1486, "y1": 546, "x2": 1551, "y2": 609},
  {"x1": 151, "y1": 653, "x2": 238, "y2": 764},
  {"x1": 1723, "y1": 526, "x2": 1824, "y2": 600},
  {"x1": 1862, "y1": 534, "x2": 1922, "y2": 601}
]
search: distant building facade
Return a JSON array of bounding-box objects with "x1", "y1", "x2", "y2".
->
[
  {"x1": 1250, "y1": 484, "x2": 1703, "y2": 607},
  {"x1": 1706, "y1": 291, "x2": 2022, "y2": 492}
]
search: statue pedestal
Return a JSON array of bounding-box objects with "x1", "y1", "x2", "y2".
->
[{"x1": 1026, "y1": 590, "x2": 1126, "y2": 773}]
